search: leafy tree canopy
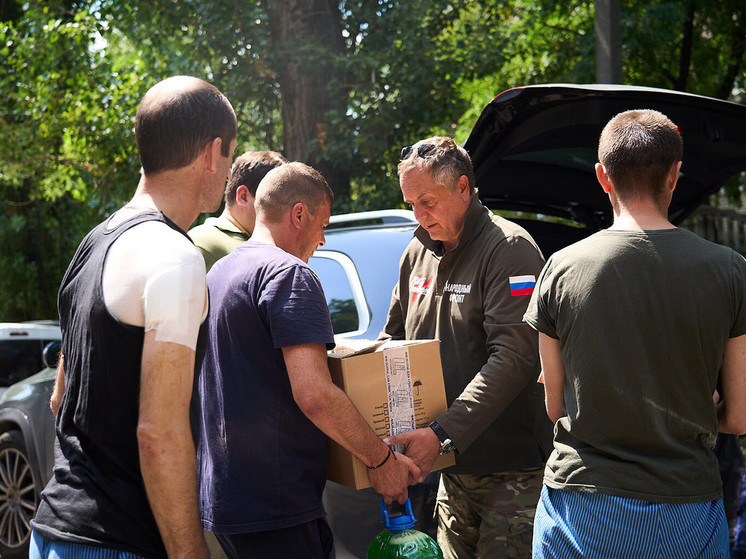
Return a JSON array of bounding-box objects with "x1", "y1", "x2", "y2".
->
[{"x1": 0, "y1": 0, "x2": 743, "y2": 319}]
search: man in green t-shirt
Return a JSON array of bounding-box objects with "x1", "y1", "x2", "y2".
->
[
  {"x1": 189, "y1": 150, "x2": 287, "y2": 270},
  {"x1": 524, "y1": 109, "x2": 746, "y2": 558}
]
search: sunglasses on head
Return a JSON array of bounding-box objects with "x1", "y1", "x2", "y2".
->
[{"x1": 400, "y1": 143, "x2": 437, "y2": 160}]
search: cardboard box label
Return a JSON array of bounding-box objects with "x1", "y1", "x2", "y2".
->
[{"x1": 383, "y1": 346, "x2": 416, "y2": 439}]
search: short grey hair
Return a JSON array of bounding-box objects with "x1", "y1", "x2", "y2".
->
[{"x1": 398, "y1": 136, "x2": 476, "y2": 194}]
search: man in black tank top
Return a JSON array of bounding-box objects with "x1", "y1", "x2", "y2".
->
[{"x1": 30, "y1": 76, "x2": 237, "y2": 559}]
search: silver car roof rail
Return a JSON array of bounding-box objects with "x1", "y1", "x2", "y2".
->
[{"x1": 328, "y1": 210, "x2": 417, "y2": 228}]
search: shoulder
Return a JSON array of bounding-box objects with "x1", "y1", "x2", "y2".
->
[
  {"x1": 188, "y1": 221, "x2": 218, "y2": 242},
  {"x1": 478, "y1": 214, "x2": 545, "y2": 268},
  {"x1": 403, "y1": 233, "x2": 427, "y2": 254},
  {"x1": 278, "y1": 254, "x2": 320, "y2": 283},
  {"x1": 117, "y1": 220, "x2": 203, "y2": 268},
  {"x1": 255, "y1": 254, "x2": 326, "y2": 306},
  {"x1": 681, "y1": 230, "x2": 746, "y2": 271},
  {"x1": 218, "y1": 243, "x2": 313, "y2": 280},
  {"x1": 482, "y1": 213, "x2": 541, "y2": 252},
  {"x1": 400, "y1": 233, "x2": 429, "y2": 265},
  {"x1": 533, "y1": 235, "x2": 599, "y2": 283},
  {"x1": 679, "y1": 228, "x2": 736, "y2": 255},
  {"x1": 550, "y1": 229, "x2": 614, "y2": 259},
  {"x1": 190, "y1": 221, "x2": 245, "y2": 262},
  {"x1": 188, "y1": 219, "x2": 234, "y2": 249}
]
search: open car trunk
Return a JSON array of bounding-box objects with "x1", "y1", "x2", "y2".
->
[{"x1": 464, "y1": 84, "x2": 746, "y2": 256}]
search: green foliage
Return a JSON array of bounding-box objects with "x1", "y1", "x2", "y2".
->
[
  {"x1": 1, "y1": 0, "x2": 744, "y2": 318},
  {"x1": 621, "y1": 0, "x2": 746, "y2": 98},
  {"x1": 339, "y1": 0, "x2": 477, "y2": 209},
  {"x1": 721, "y1": 174, "x2": 746, "y2": 208},
  {"x1": 0, "y1": 2, "x2": 142, "y2": 319},
  {"x1": 98, "y1": 0, "x2": 283, "y2": 152}
]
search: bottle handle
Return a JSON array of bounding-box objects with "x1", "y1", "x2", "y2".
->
[{"x1": 379, "y1": 499, "x2": 417, "y2": 531}]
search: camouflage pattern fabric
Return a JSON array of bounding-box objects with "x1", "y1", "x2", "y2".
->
[{"x1": 436, "y1": 468, "x2": 543, "y2": 559}]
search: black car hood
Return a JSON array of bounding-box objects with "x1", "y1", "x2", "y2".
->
[{"x1": 464, "y1": 84, "x2": 746, "y2": 231}]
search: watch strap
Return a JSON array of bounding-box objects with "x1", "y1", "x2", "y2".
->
[
  {"x1": 429, "y1": 420, "x2": 449, "y2": 442},
  {"x1": 429, "y1": 421, "x2": 456, "y2": 454}
]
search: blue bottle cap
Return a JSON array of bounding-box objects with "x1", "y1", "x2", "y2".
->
[{"x1": 379, "y1": 499, "x2": 417, "y2": 532}]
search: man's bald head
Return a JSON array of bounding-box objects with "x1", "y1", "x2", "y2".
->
[
  {"x1": 255, "y1": 162, "x2": 334, "y2": 223},
  {"x1": 135, "y1": 76, "x2": 237, "y2": 175}
]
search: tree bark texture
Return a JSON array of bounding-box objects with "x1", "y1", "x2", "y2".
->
[
  {"x1": 716, "y1": 4, "x2": 745, "y2": 100},
  {"x1": 263, "y1": 0, "x2": 350, "y2": 198},
  {"x1": 594, "y1": 0, "x2": 623, "y2": 84},
  {"x1": 674, "y1": 0, "x2": 695, "y2": 92}
]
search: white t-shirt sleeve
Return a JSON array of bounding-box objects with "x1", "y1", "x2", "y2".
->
[
  {"x1": 143, "y1": 254, "x2": 206, "y2": 348},
  {"x1": 103, "y1": 220, "x2": 208, "y2": 350}
]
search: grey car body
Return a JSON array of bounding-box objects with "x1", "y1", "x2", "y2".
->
[
  {"x1": 0, "y1": 322, "x2": 60, "y2": 396},
  {"x1": 1, "y1": 84, "x2": 745, "y2": 558},
  {"x1": 0, "y1": 349, "x2": 58, "y2": 558}
]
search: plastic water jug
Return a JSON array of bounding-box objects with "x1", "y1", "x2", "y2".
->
[{"x1": 366, "y1": 499, "x2": 444, "y2": 559}]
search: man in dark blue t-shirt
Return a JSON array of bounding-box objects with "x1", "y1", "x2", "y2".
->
[{"x1": 197, "y1": 162, "x2": 418, "y2": 559}]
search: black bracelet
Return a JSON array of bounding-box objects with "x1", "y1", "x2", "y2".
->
[{"x1": 367, "y1": 446, "x2": 395, "y2": 470}]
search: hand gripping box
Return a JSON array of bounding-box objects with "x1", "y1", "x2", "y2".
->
[{"x1": 326, "y1": 338, "x2": 456, "y2": 489}]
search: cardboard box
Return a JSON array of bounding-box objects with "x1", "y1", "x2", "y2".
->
[{"x1": 327, "y1": 338, "x2": 456, "y2": 489}]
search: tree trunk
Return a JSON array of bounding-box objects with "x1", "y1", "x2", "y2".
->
[
  {"x1": 716, "y1": 4, "x2": 745, "y2": 100},
  {"x1": 594, "y1": 0, "x2": 623, "y2": 83},
  {"x1": 263, "y1": 0, "x2": 350, "y2": 199},
  {"x1": 674, "y1": 0, "x2": 696, "y2": 91}
]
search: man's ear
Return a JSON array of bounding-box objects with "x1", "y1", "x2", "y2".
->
[
  {"x1": 290, "y1": 202, "x2": 305, "y2": 229},
  {"x1": 456, "y1": 175, "x2": 470, "y2": 200},
  {"x1": 667, "y1": 161, "x2": 682, "y2": 193},
  {"x1": 235, "y1": 184, "x2": 253, "y2": 207},
  {"x1": 595, "y1": 163, "x2": 612, "y2": 193},
  {"x1": 203, "y1": 137, "x2": 223, "y2": 173}
]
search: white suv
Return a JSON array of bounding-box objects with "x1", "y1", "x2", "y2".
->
[{"x1": 0, "y1": 322, "x2": 61, "y2": 390}]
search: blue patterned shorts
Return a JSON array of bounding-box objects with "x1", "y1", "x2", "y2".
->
[
  {"x1": 30, "y1": 530, "x2": 147, "y2": 559},
  {"x1": 533, "y1": 485, "x2": 729, "y2": 559}
]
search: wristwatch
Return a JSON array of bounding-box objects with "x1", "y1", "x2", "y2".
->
[{"x1": 429, "y1": 420, "x2": 456, "y2": 455}]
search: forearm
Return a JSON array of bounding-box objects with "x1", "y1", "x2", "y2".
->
[
  {"x1": 50, "y1": 354, "x2": 65, "y2": 417},
  {"x1": 284, "y1": 343, "x2": 415, "y2": 502},
  {"x1": 716, "y1": 402, "x2": 745, "y2": 434},
  {"x1": 139, "y1": 427, "x2": 208, "y2": 558},
  {"x1": 300, "y1": 382, "x2": 419, "y2": 500},
  {"x1": 717, "y1": 390, "x2": 746, "y2": 434},
  {"x1": 139, "y1": 334, "x2": 208, "y2": 559},
  {"x1": 297, "y1": 381, "x2": 390, "y2": 467},
  {"x1": 545, "y1": 395, "x2": 564, "y2": 425},
  {"x1": 718, "y1": 334, "x2": 746, "y2": 435},
  {"x1": 539, "y1": 333, "x2": 566, "y2": 424}
]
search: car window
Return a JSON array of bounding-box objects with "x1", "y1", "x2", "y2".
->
[
  {"x1": 309, "y1": 252, "x2": 369, "y2": 337},
  {"x1": 0, "y1": 339, "x2": 53, "y2": 386}
]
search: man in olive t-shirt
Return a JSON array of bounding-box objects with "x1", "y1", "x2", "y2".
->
[
  {"x1": 524, "y1": 109, "x2": 746, "y2": 559},
  {"x1": 189, "y1": 151, "x2": 287, "y2": 270}
]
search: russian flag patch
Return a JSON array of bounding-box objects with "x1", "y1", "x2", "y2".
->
[{"x1": 509, "y1": 275, "x2": 536, "y2": 297}]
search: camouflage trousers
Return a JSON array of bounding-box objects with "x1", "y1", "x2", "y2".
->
[{"x1": 436, "y1": 468, "x2": 544, "y2": 559}]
